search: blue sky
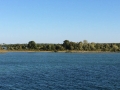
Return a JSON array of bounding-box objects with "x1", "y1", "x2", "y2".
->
[{"x1": 0, "y1": 0, "x2": 120, "y2": 44}]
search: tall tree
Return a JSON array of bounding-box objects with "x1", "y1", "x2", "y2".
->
[
  {"x1": 78, "y1": 42, "x2": 83, "y2": 50},
  {"x1": 28, "y1": 41, "x2": 37, "y2": 49},
  {"x1": 63, "y1": 40, "x2": 70, "y2": 50}
]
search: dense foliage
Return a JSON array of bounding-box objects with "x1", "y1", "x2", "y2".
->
[{"x1": 1, "y1": 40, "x2": 120, "y2": 52}]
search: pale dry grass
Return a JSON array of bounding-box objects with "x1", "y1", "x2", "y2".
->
[{"x1": 0, "y1": 50, "x2": 7, "y2": 53}]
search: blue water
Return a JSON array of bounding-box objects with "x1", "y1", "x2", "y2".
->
[{"x1": 0, "y1": 52, "x2": 120, "y2": 90}]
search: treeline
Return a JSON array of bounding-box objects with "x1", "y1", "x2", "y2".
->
[{"x1": 1, "y1": 40, "x2": 120, "y2": 52}]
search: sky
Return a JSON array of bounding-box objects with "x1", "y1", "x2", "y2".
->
[{"x1": 0, "y1": 0, "x2": 120, "y2": 44}]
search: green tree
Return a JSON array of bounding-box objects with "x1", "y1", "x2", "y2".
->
[
  {"x1": 28, "y1": 41, "x2": 37, "y2": 49},
  {"x1": 63, "y1": 40, "x2": 70, "y2": 50},
  {"x1": 0, "y1": 45, "x2": 2, "y2": 50},
  {"x1": 78, "y1": 42, "x2": 83, "y2": 50},
  {"x1": 55, "y1": 44, "x2": 64, "y2": 50},
  {"x1": 112, "y1": 45, "x2": 118, "y2": 52},
  {"x1": 51, "y1": 44, "x2": 56, "y2": 50},
  {"x1": 90, "y1": 42, "x2": 96, "y2": 51}
]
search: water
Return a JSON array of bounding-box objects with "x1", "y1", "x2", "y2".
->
[{"x1": 0, "y1": 52, "x2": 120, "y2": 90}]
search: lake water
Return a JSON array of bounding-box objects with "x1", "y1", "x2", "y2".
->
[{"x1": 0, "y1": 52, "x2": 120, "y2": 90}]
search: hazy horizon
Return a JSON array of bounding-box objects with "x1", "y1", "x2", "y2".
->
[{"x1": 0, "y1": 0, "x2": 120, "y2": 44}]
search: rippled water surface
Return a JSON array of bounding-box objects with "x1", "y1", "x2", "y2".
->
[{"x1": 0, "y1": 52, "x2": 120, "y2": 90}]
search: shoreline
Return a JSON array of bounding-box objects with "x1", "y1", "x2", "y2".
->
[
  {"x1": 0, "y1": 50, "x2": 119, "y2": 53},
  {"x1": 0, "y1": 50, "x2": 8, "y2": 53}
]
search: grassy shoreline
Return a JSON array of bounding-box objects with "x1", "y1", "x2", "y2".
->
[{"x1": 0, "y1": 50, "x2": 8, "y2": 53}]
